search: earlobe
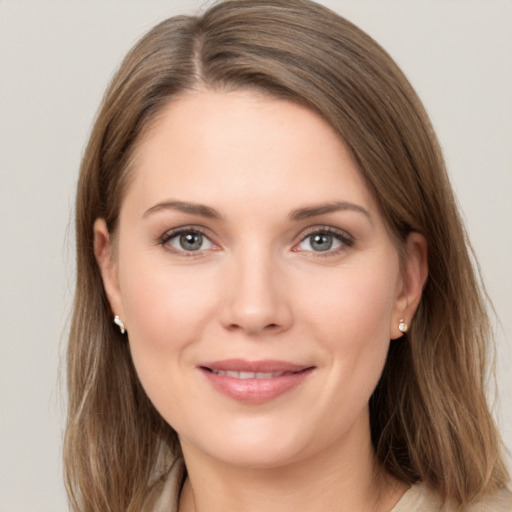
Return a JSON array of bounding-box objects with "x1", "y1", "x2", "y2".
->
[
  {"x1": 93, "y1": 218, "x2": 124, "y2": 320},
  {"x1": 391, "y1": 232, "x2": 428, "y2": 339}
]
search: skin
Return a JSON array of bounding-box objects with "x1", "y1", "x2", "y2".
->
[{"x1": 95, "y1": 90, "x2": 428, "y2": 512}]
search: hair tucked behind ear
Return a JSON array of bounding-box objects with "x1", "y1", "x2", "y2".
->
[{"x1": 65, "y1": 1, "x2": 509, "y2": 510}]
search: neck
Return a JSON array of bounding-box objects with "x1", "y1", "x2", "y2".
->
[{"x1": 178, "y1": 415, "x2": 407, "y2": 512}]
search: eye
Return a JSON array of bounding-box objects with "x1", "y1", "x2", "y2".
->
[
  {"x1": 161, "y1": 228, "x2": 215, "y2": 253},
  {"x1": 294, "y1": 228, "x2": 353, "y2": 254}
]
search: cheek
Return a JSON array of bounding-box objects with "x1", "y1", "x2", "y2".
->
[
  {"x1": 296, "y1": 257, "x2": 399, "y2": 396},
  {"x1": 116, "y1": 252, "x2": 217, "y2": 409},
  {"x1": 119, "y1": 250, "x2": 214, "y2": 347},
  {"x1": 300, "y1": 260, "x2": 399, "y2": 344}
]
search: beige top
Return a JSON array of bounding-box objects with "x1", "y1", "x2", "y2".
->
[
  {"x1": 144, "y1": 459, "x2": 512, "y2": 512},
  {"x1": 392, "y1": 482, "x2": 512, "y2": 512}
]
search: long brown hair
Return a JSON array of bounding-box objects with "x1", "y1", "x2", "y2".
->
[{"x1": 64, "y1": 1, "x2": 509, "y2": 510}]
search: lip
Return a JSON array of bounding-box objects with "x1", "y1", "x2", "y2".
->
[{"x1": 198, "y1": 359, "x2": 315, "y2": 404}]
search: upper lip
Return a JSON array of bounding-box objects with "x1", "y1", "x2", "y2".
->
[{"x1": 199, "y1": 359, "x2": 312, "y2": 373}]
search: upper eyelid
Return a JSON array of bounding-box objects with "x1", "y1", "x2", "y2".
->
[
  {"x1": 296, "y1": 225, "x2": 353, "y2": 241},
  {"x1": 160, "y1": 225, "x2": 212, "y2": 241}
]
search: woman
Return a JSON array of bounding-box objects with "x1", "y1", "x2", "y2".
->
[{"x1": 64, "y1": 1, "x2": 511, "y2": 511}]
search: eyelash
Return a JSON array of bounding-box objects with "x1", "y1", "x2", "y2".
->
[
  {"x1": 159, "y1": 226, "x2": 215, "y2": 256},
  {"x1": 158, "y1": 225, "x2": 354, "y2": 256},
  {"x1": 294, "y1": 226, "x2": 354, "y2": 256}
]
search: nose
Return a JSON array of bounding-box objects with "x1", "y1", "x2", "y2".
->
[{"x1": 219, "y1": 246, "x2": 293, "y2": 336}]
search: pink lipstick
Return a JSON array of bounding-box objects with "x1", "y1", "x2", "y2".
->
[{"x1": 199, "y1": 359, "x2": 314, "y2": 403}]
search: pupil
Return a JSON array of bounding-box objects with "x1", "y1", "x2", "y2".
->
[
  {"x1": 180, "y1": 232, "x2": 202, "y2": 251},
  {"x1": 311, "y1": 233, "x2": 332, "y2": 251}
]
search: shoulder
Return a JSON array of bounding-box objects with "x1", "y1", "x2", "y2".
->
[
  {"x1": 144, "y1": 469, "x2": 512, "y2": 512},
  {"x1": 392, "y1": 483, "x2": 512, "y2": 512},
  {"x1": 465, "y1": 487, "x2": 512, "y2": 512},
  {"x1": 391, "y1": 483, "x2": 443, "y2": 511}
]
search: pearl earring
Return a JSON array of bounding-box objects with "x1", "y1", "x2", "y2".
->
[
  {"x1": 114, "y1": 315, "x2": 126, "y2": 334},
  {"x1": 398, "y1": 319, "x2": 408, "y2": 334}
]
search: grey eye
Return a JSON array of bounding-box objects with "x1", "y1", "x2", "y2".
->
[
  {"x1": 296, "y1": 230, "x2": 347, "y2": 253},
  {"x1": 179, "y1": 232, "x2": 204, "y2": 251},
  {"x1": 166, "y1": 230, "x2": 213, "y2": 252},
  {"x1": 309, "y1": 233, "x2": 334, "y2": 251}
]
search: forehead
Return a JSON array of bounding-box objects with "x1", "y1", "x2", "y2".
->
[{"x1": 124, "y1": 89, "x2": 377, "y2": 218}]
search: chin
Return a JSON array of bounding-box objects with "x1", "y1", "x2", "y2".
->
[
  {"x1": 204, "y1": 441, "x2": 308, "y2": 470},
  {"x1": 179, "y1": 413, "x2": 332, "y2": 470}
]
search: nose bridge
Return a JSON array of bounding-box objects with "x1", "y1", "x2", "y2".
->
[{"x1": 220, "y1": 239, "x2": 291, "y2": 334}]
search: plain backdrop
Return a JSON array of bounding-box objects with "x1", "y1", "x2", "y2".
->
[{"x1": 0, "y1": 1, "x2": 510, "y2": 511}]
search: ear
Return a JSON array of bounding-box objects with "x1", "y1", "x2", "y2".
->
[
  {"x1": 93, "y1": 218, "x2": 125, "y2": 321},
  {"x1": 390, "y1": 232, "x2": 428, "y2": 339}
]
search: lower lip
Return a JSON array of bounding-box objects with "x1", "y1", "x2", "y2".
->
[{"x1": 200, "y1": 368, "x2": 314, "y2": 404}]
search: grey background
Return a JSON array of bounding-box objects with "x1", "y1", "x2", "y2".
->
[{"x1": 0, "y1": 1, "x2": 510, "y2": 510}]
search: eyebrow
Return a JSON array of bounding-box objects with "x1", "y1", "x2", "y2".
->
[
  {"x1": 143, "y1": 200, "x2": 223, "y2": 220},
  {"x1": 288, "y1": 201, "x2": 371, "y2": 222},
  {"x1": 143, "y1": 199, "x2": 371, "y2": 222}
]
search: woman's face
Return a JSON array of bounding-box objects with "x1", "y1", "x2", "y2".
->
[{"x1": 95, "y1": 90, "x2": 425, "y2": 468}]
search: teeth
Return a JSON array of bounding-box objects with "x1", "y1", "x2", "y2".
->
[{"x1": 211, "y1": 370, "x2": 286, "y2": 379}]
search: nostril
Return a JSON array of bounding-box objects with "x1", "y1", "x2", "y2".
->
[{"x1": 225, "y1": 322, "x2": 280, "y2": 333}]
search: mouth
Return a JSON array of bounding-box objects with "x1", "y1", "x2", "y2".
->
[
  {"x1": 198, "y1": 359, "x2": 315, "y2": 403},
  {"x1": 205, "y1": 369, "x2": 298, "y2": 379}
]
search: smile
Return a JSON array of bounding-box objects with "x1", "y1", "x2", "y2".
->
[{"x1": 199, "y1": 359, "x2": 315, "y2": 403}]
